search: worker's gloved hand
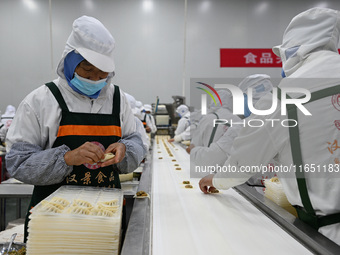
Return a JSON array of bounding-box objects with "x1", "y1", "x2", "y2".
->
[
  {"x1": 168, "y1": 138, "x2": 175, "y2": 143},
  {"x1": 145, "y1": 125, "x2": 151, "y2": 133},
  {"x1": 101, "y1": 142, "x2": 126, "y2": 167},
  {"x1": 199, "y1": 174, "x2": 215, "y2": 194},
  {"x1": 64, "y1": 141, "x2": 105, "y2": 166},
  {"x1": 186, "y1": 144, "x2": 195, "y2": 154}
]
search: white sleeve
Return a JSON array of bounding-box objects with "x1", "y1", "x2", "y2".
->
[
  {"x1": 175, "y1": 118, "x2": 188, "y2": 136},
  {"x1": 147, "y1": 115, "x2": 157, "y2": 133},
  {"x1": 6, "y1": 96, "x2": 46, "y2": 151},
  {"x1": 181, "y1": 126, "x2": 191, "y2": 141},
  {"x1": 213, "y1": 120, "x2": 280, "y2": 190},
  {"x1": 190, "y1": 114, "x2": 215, "y2": 147},
  {"x1": 191, "y1": 143, "x2": 226, "y2": 167},
  {"x1": 191, "y1": 126, "x2": 240, "y2": 168}
]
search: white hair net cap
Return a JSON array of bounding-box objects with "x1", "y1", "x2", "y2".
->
[
  {"x1": 238, "y1": 74, "x2": 273, "y2": 100},
  {"x1": 176, "y1": 105, "x2": 189, "y2": 116},
  {"x1": 272, "y1": 8, "x2": 340, "y2": 77},
  {"x1": 136, "y1": 101, "x2": 143, "y2": 108},
  {"x1": 3, "y1": 105, "x2": 16, "y2": 117},
  {"x1": 1, "y1": 105, "x2": 16, "y2": 127},
  {"x1": 209, "y1": 89, "x2": 234, "y2": 112},
  {"x1": 57, "y1": 16, "x2": 115, "y2": 79},
  {"x1": 144, "y1": 104, "x2": 153, "y2": 113}
]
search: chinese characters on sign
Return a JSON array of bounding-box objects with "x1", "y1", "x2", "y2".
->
[
  {"x1": 220, "y1": 48, "x2": 340, "y2": 68},
  {"x1": 220, "y1": 49, "x2": 282, "y2": 67}
]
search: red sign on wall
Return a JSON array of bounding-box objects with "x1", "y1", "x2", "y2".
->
[
  {"x1": 220, "y1": 48, "x2": 340, "y2": 68},
  {"x1": 220, "y1": 48, "x2": 281, "y2": 68}
]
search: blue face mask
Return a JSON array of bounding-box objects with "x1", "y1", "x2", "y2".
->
[
  {"x1": 281, "y1": 68, "x2": 286, "y2": 78},
  {"x1": 70, "y1": 73, "x2": 107, "y2": 98},
  {"x1": 243, "y1": 94, "x2": 251, "y2": 118}
]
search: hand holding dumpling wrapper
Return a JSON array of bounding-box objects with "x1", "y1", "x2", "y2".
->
[{"x1": 100, "y1": 153, "x2": 115, "y2": 162}]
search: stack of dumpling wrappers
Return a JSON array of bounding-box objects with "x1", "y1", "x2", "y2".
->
[
  {"x1": 26, "y1": 186, "x2": 123, "y2": 255},
  {"x1": 264, "y1": 177, "x2": 297, "y2": 217}
]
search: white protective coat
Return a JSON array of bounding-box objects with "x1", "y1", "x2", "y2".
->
[
  {"x1": 191, "y1": 74, "x2": 273, "y2": 169},
  {"x1": 141, "y1": 112, "x2": 157, "y2": 134},
  {"x1": 175, "y1": 111, "x2": 190, "y2": 137},
  {"x1": 174, "y1": 125, "x2": 191, "y2": 142},
  {"x1": 213, "y1": 7, "x2": 340, "y2": 245},
  {"x1": 125, "y1": 92, "x2": 150, "y2": 151},
  {"x1": 191, "y1": 90, "x2": 241, "y2": 147}
]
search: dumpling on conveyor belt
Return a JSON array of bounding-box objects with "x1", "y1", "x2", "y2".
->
[{"x1": 209, "y1": 188, "x2": 219, "y2": 193}]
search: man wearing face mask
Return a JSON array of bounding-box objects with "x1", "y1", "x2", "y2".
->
[
  {"x1": 5, "y1": 16, "x2": 144, "y2": 240},
  {"x1": 168, "y1": 105, "x2": 190, "y2": 143}
]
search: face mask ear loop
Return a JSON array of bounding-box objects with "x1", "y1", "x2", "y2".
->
[{"x1": 243, "y1": 93, "x2": 251, "y2": 118}]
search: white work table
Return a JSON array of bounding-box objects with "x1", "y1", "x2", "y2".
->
[{"x1": 151, "y1": 136, "x2": 312, "y2": 255}]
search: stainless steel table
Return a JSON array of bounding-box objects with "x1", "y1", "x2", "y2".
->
[{"x1": 0, "y1": 184, "x2": 34, "y2": 230}]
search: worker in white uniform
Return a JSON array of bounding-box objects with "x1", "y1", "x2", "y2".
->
[
  {"x1": 199, "y1": 7, "x2": 340, "y2": 245},
  {"x1": 0, "y1": 105, "x2": 16, "y2": 144},
  {"x1": 191, "y1": 74, "x2": 273, "y2": 170},
  {"x1": 124, "y1": 92, "x2": 150, "y2": 152},
  {"x1": 5, "y1": 15, "x2": 145, "y2": 240},
  {"x1": 141, "y1": 104, "x2": 157, "y2": 134},
  {"x1": 190, "y1": 90, "x2": 241, "y2": 148},
  {"x1": 135, "y1": 100, "x2": 144, "y2": 120},
  {"x1": 168, "y1": 104, "x2": 190, "y2": 143}
]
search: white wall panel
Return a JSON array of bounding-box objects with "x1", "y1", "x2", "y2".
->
[{"x1": 0, "y1": 0, "x2": 50, "y2": 113}]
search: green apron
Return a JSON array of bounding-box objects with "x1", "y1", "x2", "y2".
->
[
  {"x1": 24, "y1": 82, "x2": 122, "y2": 241},
  {"x1": 279, "y1": 86, "x2": 340, "y2": 230},
  {"x1": 207, "y1": 112, "x2": 230, "y2": 147}
]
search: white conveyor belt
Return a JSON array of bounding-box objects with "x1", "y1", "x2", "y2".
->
[{"x1": 151, "y1": 136, "x2": 312, "y2": 255}]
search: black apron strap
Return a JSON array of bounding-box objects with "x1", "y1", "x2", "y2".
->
[
  {"x1": 287, "y1": 107, "x2": 316, "y2": 214},
  {"x1": 112, "y1": 85, "x2": 120, "y2": 116},
  {"x1": 45, "y1": 82, "x2": 70, "y2": 112},
  {"x1": 184, "y1": 116, "x2": 191, "y2": 126},
  {"x1": 279, "y1": 85, "x2": 340, "y2": 229},
  {"x1": 208, "y1": 112, "x2": 219, "y2": 147},
  {"x1": 207, "y1": 112, "x2": 231, "y2": 147},
  {"x1": 318, "y1": 212, "x2": 340, "y2": 228}
]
